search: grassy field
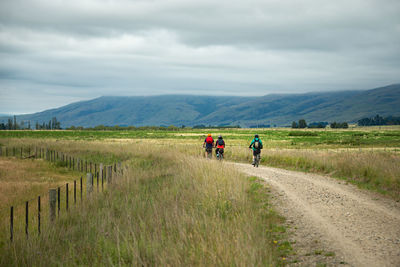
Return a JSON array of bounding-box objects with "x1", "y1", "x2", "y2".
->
[
  {"x1": 1, "y1": 126, "x2": 399, "y2": 199},
  {"x1": 0, "y1": 126, "x2": 399, "y2": 148},
  {"x1": 0, "y1": 143, "x2": 291, "y2": 266},
  {"x1": 0, "y1": 157, "x2": 81, "y2": 211},
  {"x1": 0, "y1": 127, "x2": 399, "y2": 265}
]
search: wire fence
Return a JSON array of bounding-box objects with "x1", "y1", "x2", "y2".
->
[{"x1": 0, "y1": 146, "x2": 122, "y2": 242}]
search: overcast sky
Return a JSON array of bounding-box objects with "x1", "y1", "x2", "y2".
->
[{"x1": 1, "y1": 0, "x2": 399, "y2": 114}]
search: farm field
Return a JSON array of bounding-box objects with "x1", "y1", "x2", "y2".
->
[
  {"x1": 1, "y1": 126, "x2": 399, "y2": 199},
  {"x1": 0, "y1": 157, "x2": 81, "y2": 213},
  {"x1": 0, "y1": 141, "x2": 291, "y2": 266},
  {"x1": 0, "y1": 156, "x2": 86, "y2": 244},
  {"x1": 0, "y1": 126, "x2": 400, "y2": 148},
  {"x1": 0, "y1": 127, "x2": 399, "y2": 265}
]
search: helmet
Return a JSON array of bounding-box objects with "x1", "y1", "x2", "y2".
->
[
  {"x1": 255, "y1": 134, "x2": 259, "y2": 138},
  {"x1": 218, "y1": 135, "x2": 222, "y2": 139},
  {"x1": 207, "y1": 133, "x2": 211, "y2": 137}
]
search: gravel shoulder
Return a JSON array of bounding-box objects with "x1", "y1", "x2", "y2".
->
[{"x1": 234, "y1": 163, "x2": 400, "y2": 267}]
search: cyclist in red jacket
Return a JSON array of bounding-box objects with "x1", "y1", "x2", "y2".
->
[{"x1": 203, "y1": 133, "x2": 214, "y2": 158}]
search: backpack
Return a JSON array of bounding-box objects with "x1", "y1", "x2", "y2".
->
[
  {"x1": 254, "y1": 139, "x2": 262, "y2": 149},
  {"x1": 217, "y1": 139, "x2": 224, "y2": 146},
  {"x1": 206, "y1": 137, "x2": 213, "y2": 144}
]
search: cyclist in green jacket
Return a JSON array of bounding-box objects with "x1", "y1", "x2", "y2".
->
[{"x1": 249, "y1": 134, "x2": 263, "y2": 165}]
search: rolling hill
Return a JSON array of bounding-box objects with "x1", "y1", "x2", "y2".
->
[{"x1": 1, "y1": 84, "x2": 399, "y2": 127}]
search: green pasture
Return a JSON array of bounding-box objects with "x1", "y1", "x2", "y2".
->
[{"x1": 1, "y1": 127, "x2": 400, "y2": 148}]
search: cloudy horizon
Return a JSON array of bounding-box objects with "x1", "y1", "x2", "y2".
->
[{"x1": 1, "y1": 0, "x2": 399, "y2": 114}]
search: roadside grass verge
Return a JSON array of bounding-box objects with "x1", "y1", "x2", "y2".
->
[
  {"x1": 228, "y1": 147, "x2": 400, "y2": 200},
  {"x1": 0, "y1": 146, "x2": 290, "y2": 266}
]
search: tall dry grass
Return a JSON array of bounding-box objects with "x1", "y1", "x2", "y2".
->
[
  {"x1": 0, "y1": 144, "x2": 289, "y2": 266},
  {"x1": 0, "y1": 158, "x2": 80, "y2": 211},
  {"x1": 227, "y1": 146, "x2": 400, "y2": 199},
  {"x1": 3, "y1": 136, "x2": 399, "y2": 199}
]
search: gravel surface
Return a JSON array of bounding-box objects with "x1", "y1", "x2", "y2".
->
[{"x1": 234, "y1": 163, "x2": 400, "y2": 267}]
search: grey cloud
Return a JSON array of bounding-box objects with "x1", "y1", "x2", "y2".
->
[{"x1": 0, "y1": 0, "x2": 399, "y2": 113}]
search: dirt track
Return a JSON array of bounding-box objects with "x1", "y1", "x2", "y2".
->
[{"x1": 234, "y1": 163, "x2": 400, "y2": 266}]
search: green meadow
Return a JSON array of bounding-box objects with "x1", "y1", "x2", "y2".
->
[{"x1": 1, "y1": 126, "x2": 400, "y2": 148}]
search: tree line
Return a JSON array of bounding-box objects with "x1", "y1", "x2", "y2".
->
[
  {"x1": 291, "y1": 119, "x2": 348, "y2": 129},
  {"x1": 0, "y1": 116, "x2": 61, "y2": 130},
  {"x1": 357, "y1": 115, "x2": 400, "y2": 126}
]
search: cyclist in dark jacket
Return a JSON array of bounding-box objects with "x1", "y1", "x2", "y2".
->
[
  {"x1": 249, "y1": 134, "x2": 263, "y2": 165},
  {"x1": 215, "y1": 135, "x2": 225, "y2": 158}
]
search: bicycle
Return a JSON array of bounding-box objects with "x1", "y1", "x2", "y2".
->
[
  {"x1": 216, "y1": 149, "x2": 224, "y2": 160},
  {"x1": 250, "y1": 149, "x2": 261, "y2": 167},
  {"x1": 205, "y1": 147, "x2": 212, "y2": 159},
  {"x1": 254, "y1": 153, "x2": 260, "y2": 167}
]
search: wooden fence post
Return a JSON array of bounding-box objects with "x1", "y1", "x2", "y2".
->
[
  {"x1": 49, "y1": 189, "x2": 56, "y2": 221},
  {"x1": 38, "y1": 196, "x2": 41, "y2": 234},
  {"x1": 74, "y1": 180, "x2": 76, "y2": 204},
  {"x1": 87, "y1": 173, "x2": 93, "y2": 195},
  {"x1": 25, "y1": 201, "x2": 29, "y2": 238},
  {"x1": 102, "y1": 165, "x2": 104, "y2": 191},
  {"x1": 80, "y1": 176, "x2": 83, "y2": 201},
  {"x1": 107, "y1": 166, "x2": 112, "y2": 184},
  {"x1": 10, "y1": 206, "x2": 13, "y2": 241},
  {"x1": 99, "y1": 163, "x2": 103, "y2": 190},
  {"x1": 118, "y1": 162, "x2": 122, "y2": 175},
  {"x1": 66, "y1": 183, "x2": 69, "y2": 211},
  {"x1": 57, "y1": 187, "x2": 60, "y2": 216}
]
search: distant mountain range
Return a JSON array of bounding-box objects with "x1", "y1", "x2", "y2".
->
[{"x1": 1, "y1": 84, "x2": 399, "y2": 127}]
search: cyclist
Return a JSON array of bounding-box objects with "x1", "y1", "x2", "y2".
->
[
  {"x1": 203, "y1": 133, "x2": 214, "y2": 158},
  {"x1": 249, "y1": 134, "x2": 263, "y2": 166},
  {"x1": 215, "y1": 135, "x2": 225, "y2": 159}
]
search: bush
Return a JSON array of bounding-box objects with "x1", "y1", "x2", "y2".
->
[{"x1": 288, "y1": 131, "x2": 318, "y2": 136}]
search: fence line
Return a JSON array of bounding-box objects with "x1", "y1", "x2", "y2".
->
[{"x1": 0, "y1": 146, "x2": 122, "y2": 242}]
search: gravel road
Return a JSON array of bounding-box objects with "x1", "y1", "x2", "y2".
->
[{"x1": 234, "y1": 163, "x2": 400, "y2": 267}]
